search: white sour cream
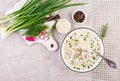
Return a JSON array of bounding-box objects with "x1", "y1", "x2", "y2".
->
[{"x1": 56, "y1": 19, "x2": 71, "y2": 34}]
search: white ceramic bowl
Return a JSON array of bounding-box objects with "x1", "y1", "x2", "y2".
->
[
  {"x1": 56, "y1": 19, "x2": 71, "y2": 34},
  {"x1": 72, "y1": 10, "x2": 87, "y2": 24},
  {"x1": 61, "y1": 28, "x2": 104, "y2": 72}
]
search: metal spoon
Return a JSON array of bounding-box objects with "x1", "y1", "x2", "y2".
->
[{"x1": 93, "y1": 50, "x2": 117, "y2": 69}]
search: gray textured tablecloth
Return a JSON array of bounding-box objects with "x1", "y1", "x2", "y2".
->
[
  {"x1": 0, "y1": 0, "x2": 120, "y2": 81},
  {"x1": 92, "y1": 0, "x2": 120, "y2": 81}
]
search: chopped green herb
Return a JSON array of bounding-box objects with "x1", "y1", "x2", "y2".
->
[
  {"x1": 82, "y1": 64, "x2": 85, "y2": 67},
  {"x1": 79, "y1": 53, "x2": 82, "y2": 57},
  {"x1": 97, "y1": 43, "x2": 99, "y2": 46},
  {"x1": 87, "y1": 60, "x2": 90, "y2": 62},
  {"x1": 73, "y1": 67, "x2": 80, "y2": 70},
  {"x1": 85, "y1": 50, "x2": 88, "y2": 52},
  {"x1": 91, "y1": 40, "x2": 95, "y2": 43},
  {"x1": 86, "y1": 32, "x2": 89, "y2": 36},
  {"x1": 71, "y1": 60, "x2": 74, "y2": 63},
  {"x1": 73, "y1": 53, "x2": 81, "y2": 60},
  {"x1": 91, "y1": 43, "x2": 93, "y2": 45},
  {"x1": 90, "y1": 64, "x2": 93, "y2": 67},
  {"x1": 84, "y1": 38, "x2": 87, "y2": 41},
  {"x1": 93, "y1": 56, "x2": 96, "y2": 60},
  {"x1": 88, "y1": 66, "x2": 90, "y2": 69},
  {"x1": 80, "y1": 34, "x2": 83, "y2": 36},
  {"x1": 97, "y1": 48, "x2": 100, "y2": 50},
  {"x1": 73, "y1": 55, "x2": 78, "y2": 60},
  {"x1": 69, "y1": 43, "x2": 72, "y2": 48},
  {"x1": 74, "y1": 39, "x2": 78, "y2": 42},
  {"x1": 70, "y1": 36, "x2": 72, "y2": 39}
]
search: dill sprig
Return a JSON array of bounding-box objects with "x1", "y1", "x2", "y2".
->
[
  {"x1": 24, "y1": 25, "x2": 48, "y2": 37},
  {"x1": 101, "y1": 23, "x2": 108, "y2": 40}
]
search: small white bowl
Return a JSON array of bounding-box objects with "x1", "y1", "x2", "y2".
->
[
  {"x1": 56, "y1": 19, "x2": 71, "y2": 34},
  {"x1": 72, "y1": 10, "x2": 87, "y2": 24}
]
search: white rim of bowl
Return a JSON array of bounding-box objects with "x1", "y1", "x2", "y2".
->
[
  {"x1": 61, "y1": 27, "x2": 104, "y2": 73},
  {"x1": 72, "y1": 10, "x2": 87, "y2": 24}
]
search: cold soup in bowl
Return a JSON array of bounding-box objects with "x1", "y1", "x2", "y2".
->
[{"x1": 61, "y1": 28, "x2": 104, "y2": 72}]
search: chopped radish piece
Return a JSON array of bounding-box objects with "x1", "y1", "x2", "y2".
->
[
  {"x1": 40, "y1": 35, "x2": 44, "y2": 40},
  {"x1": 46, "y1": 29, "x2": 49, "y2": 32},
  {"x1": 26, "y1": 37, "x2": 35, "y2": 41},
  {"x1": 72, "y1": 35, "x2": 76, "y2": 39},
  {"x1": 82, "y1": 48, "x2": 85, "y2": 52},
  {"x1": 80, "y1": 60, "x2": 82, "y2": 62},
  {"x1": 42, "y1": 30, "x2": 46, "y2": 34},
  {"x1": 85, "y1": 54, "x2": 90, "y2": 59},
  {"x1": 82, "y1": 55, "x2": 85, "y2": 60},
  {"x1": 44, "y1": 36, "x2": 48, "y2": 40},
  {"x1": 40, "y1": 30, "x2": 46, "y2": 35},
  {"x1": 44, "y1": 34, "x2": 48, "y2": 37},
  {"x1": 75, "y1": 58, "x2": 80, "y2": 65}
]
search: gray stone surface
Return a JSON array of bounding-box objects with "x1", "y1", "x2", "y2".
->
[
  {"x1": 0, "y1": 0, "x2": 92, "y2": 81},
  {"x1": 1, "y1": 0, "x2": 120, "y2": 81}
]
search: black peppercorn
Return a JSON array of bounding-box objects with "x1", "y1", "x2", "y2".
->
[{"x1": 73, "y1": 11, "x2": 85, "y2": 23}]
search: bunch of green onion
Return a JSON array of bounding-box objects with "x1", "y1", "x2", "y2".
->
[{"x1": 0, "y1": 0, "x2": 85, "y2": 39}]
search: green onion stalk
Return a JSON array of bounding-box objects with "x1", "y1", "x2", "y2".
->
[{"x1": 0, "y1": 0, "x2": 85, "y2": 39}]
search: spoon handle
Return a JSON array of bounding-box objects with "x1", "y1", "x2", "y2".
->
[
  {"x1": 93, "y1": 50, "x2": 117, "y2": 69},
  {"x1": 104, "y1": 58, "x2": 117, "y2": 69}
]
